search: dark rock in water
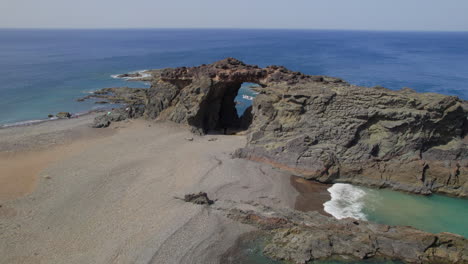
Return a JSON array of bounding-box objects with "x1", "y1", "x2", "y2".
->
[
  {"x1": 221, "y1": 201, "x2": 468, "y2": 264},
  {"x1": 116, "y1": 73, "x2": 142, "y2": 78},
  {"x1": 183, "y1": 192, "x2": 214, "y2": 205},
  {"x1": 77, "y1": 87, "x2": 147, "y2": 105},
  {"x1": 76, "y1": 87, "x2": 147, "y2": 127},
  {"x1": 139, "y1": 58, "x2": 468, "y2": 197},
  {"x1": 56, "y1": 112, "x2": 71, "y2": 119},
  {"x1": 47, "y1": 114, "x2": 54, "y2": 118}
]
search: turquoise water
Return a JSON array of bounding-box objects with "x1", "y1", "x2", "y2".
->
[
  {"x1": 240, "y1": 183, "x2": 468, "y2": 264},
  {"x1": 362, "y1": 187, "x2": 468, "y2": 237},
  {"x1": 324, "y1": 183, "x2": 468, "y2": 238}
]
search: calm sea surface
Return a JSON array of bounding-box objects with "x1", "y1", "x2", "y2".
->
[{"x1": 0, "y1": 29, "x2": 467, "y2": 125}]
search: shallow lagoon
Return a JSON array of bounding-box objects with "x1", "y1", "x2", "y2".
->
[
  {"x1": 234, "y1": 183, "x2": 467, "y2": 263},
  {"x1": 324, "y1": 183, "x2": 468, "y2": 238}
]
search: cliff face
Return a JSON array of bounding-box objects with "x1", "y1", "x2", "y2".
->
[{"x1": 142, "y1": 58, "x2": 468, "y2": 196}]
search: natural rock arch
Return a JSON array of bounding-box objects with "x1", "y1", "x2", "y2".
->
[{"x1": 141, "y1": 58, "x2": 468, "y2": 197}]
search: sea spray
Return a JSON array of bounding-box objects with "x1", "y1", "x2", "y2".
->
[{"x1": 323, "y1": 183, "x2": 368, "y2": 220}]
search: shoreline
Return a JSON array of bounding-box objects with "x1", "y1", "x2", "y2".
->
[
  {"x1": 0, "y1": 69, "x2": 150, "y2": 130},
  {"x1": 1, "y1": 114, "x2": 466, "y2": 263}
]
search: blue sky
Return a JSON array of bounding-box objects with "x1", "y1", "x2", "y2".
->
[{"x1": 1, "y1": 0, "x2": 467, "y2": 31}]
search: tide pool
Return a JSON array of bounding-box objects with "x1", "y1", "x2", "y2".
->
[{"x1": 324, "y1": 183, "x2": 468, "y2": 237}]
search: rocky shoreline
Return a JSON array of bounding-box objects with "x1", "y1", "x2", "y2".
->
[
  {"x1": 207, "y1": 198, "x2": 468, "y2": 264},
  {"x1": 89, "y1": 58, "x2": 468, "y2": 198}
]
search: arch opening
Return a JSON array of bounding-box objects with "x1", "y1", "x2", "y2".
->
[{"x1": 192, "y1": 82, "x2": 261, "y2": 135}]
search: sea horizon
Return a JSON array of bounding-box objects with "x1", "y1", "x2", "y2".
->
[{"x1": 1, "y1": 27, "x2": 468, "y2": 33}]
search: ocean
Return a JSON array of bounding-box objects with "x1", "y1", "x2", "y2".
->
[
  {"x1": 1, "y1": 29, "x2": 467, "y2": 126},
  {"x1": 1, "y1": 29, "x2": 467, "y2": 263}
]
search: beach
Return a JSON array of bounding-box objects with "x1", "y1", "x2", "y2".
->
[{"x1": 0, "y1": 116, "x2": 331, "y2": 264}]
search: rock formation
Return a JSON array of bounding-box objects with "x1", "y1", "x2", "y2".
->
[
  {"x1": 92, "y1": 58, "x2": 468, "y2": 197},
  {"x1": 217, "y1": 200, "x2": 468, "y2": 264}
]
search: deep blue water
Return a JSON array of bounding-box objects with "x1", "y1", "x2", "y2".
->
[{"x1": 0, "y1": 29, "x2": 467, "y2": 125}]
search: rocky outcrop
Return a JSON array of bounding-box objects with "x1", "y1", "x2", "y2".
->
[
  {"x1": 139, "y1": 58, "x2": 468, "y2": 197},
  {"x1": 77, "y1": 87, "x2": 147, "y2": 105},
  {"x1": 91, "y1": 58, "x2": 467, "y2": 196},
  {"x1": 77, "y1": 87, "x2": 146, "y2": 128},
  {"x1": 218, "y1": 201, "x2": 468, "y2": 264},
  {"x1": 56, "y1": 112, "x2": 72, "y2": 119},
  {"x1": 91, "y1": 106, "x2": 144, "y2": 128}
]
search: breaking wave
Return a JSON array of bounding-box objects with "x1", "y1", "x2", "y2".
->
[
  {"x1": 111, "y1": 69, "x2": 151, "y2": 80},
  {"x1": 323, "y1": 183, "x2": 368, "y2": 220}
]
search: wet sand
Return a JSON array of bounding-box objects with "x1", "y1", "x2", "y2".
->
[
  {"x1": 290, "y1": 176, "x2": 332, "y2": 216},
  {"x1": 0, "y1": 116, "x2": 311, "y2": 264}
]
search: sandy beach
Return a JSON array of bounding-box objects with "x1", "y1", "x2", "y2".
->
[{"x1": 0, "y1": 116, "x2": 330, "y2": 264}]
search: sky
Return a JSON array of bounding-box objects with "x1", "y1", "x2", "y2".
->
[{"x1": 1, "y1": 0, "x2": 467, "y2": 31}]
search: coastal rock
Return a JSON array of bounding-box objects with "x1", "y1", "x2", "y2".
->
[
  {"x1": 220, "y1": 201, "x2": 468, "y2": 264},
  {"x1": 77, "y1": 87, "x2": 147, "y2": 128},
  {"x1": 140, "y1": 58, "x2": 468, "y2": 197},
  {"x1": 56, "y1": 112, "x2": 71, "y2": 119},
  {"x1": 91, "y1": 106, "x2": 144, "y2": 128},
  {"x1": 116, "y1": 73, "x2": 142, "y2": 78},
  {"x1": 77, "y1": 87, "x2": 147, "y2": 105}
]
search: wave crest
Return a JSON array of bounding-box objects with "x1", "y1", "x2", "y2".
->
[{"x1": 323, "y1": 183, "x2": 367, "y2": 220}]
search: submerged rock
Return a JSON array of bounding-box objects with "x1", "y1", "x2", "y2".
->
[{"x1": 139, "y1": 58, "x2": 468, "y2": 197}]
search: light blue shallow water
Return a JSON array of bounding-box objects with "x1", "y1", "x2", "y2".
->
[
  {"x1": 1, "y1": 29, "x2": 467, "y2": 125},
  {"x1": 324, "y1": 183, "x2": 468, "y2": 238}
]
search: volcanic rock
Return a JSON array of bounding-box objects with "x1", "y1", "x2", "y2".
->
[
  {"x1": 140, "y1": 58, "x2": 468, "y2": 197},
  {"x1": 220, "y1": 201, "x2": 468, "y2": 264}
]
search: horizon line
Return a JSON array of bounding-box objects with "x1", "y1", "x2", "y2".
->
[{"x1": 0, "y1": 27, "x2": 467, "y2": 33}]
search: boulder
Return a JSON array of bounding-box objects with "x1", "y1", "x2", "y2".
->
[
  {"x1": 183, "y1": 192, "x2": 214, "y2": 205},
  {"x1": 56, "y1": 112, "x2": 71, "y2": 119}
]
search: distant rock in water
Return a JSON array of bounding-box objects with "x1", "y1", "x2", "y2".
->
[
  {"x1": 56, "y1": 112, "x2": 71, "y2": 119},
  {"x1": 94, "y1": 58, "x2": 468, "y2": 197},
  {"x1": 116, "y1": 73, "x2": 142, "y2": 78}
]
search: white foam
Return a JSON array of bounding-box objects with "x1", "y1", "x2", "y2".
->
[
  {"x1": 111, "y1": 69, "x2": 151, "y2": 80},
  {"x1": 323, "y1": 183, "x2": 368, "y2": 220}
]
